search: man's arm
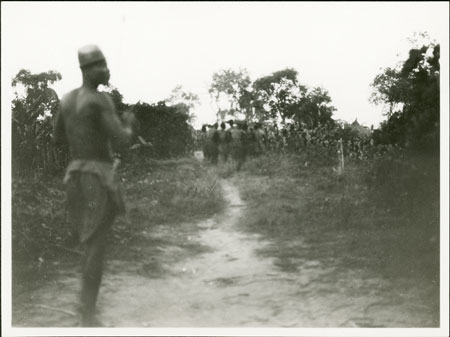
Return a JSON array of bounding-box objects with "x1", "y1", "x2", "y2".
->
[{"x1": 96, "y1": 93, "x2": 134, "y2": 146}]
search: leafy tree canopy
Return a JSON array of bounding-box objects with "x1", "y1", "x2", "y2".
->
[
  {"x1": 370, "y1": 36, "x2": 439, "y2": 152},
  {"x1": 252, "y1": 68, "x2": 299, "y2": 93},
  {"x1": 252, "y1": 68, "x2": 334, "y2": 126},
  {"x1": 209, "y1": 68, "x2": 252, "y2": 119},
  {"x1": 12, "y1": 69, "x2": 62, "y2": 93},
  {"x1": 165, "y1": 85, "x2": 200, "y2": 124}
]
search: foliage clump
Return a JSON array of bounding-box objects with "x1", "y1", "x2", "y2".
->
[
  {"x1": 371, "y1": 43, "x2": 440, "y2": 153},
  {"x1": 12, "y1": 69, "x2": 67, "y2": 173}
]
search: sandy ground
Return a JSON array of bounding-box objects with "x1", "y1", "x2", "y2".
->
[{"x1": 12, "y1": 154, "x2": 438, "y2": 328}]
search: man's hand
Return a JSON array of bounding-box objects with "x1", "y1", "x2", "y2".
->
[
  {"x1": 138, "y1": 136, "x2": 153, "y2": 147},
  {"x1": 130, "y1": 136, "x2": 153, "y2": 150}
]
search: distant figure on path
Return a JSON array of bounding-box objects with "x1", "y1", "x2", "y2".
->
[
  {"x1": 206, "y1": 123, "x2": 219, "y2": 165},
  {"x1": 53, "y1": 45, "x2": 135, "y2": 327},
  {"x1": 217, "y1": 122, "x2": 231, "y2": 165},
  {"x1": 253, "y1": 122, "x2": 266, "y2": 156},
  {"x1": 241, "y1": 122, "x2": 250, "y2": 164},
  {"x1": 201, "y1": 124, "x2": 209, "y2": 161},
  {"x1": 228, "y1": 120, "x2": 245, "y2": 171}
]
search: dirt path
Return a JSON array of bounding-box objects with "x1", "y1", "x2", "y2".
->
[
  {"x1": 14, "y1": 178, "x2": 281, "y2": 327},
  {"x1": 100, "y1": 179, "x2": 284, "y2": 327},
  {"x1": 12, "y1": 167, "x2": 438, "y2": 327}
]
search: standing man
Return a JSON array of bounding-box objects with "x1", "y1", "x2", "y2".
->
[
  {"x1": 241, "y1": 122, "x2": 250, "y2": 165},
  {"x1": 53, "y1": 45, "x2": 135, "y2": 326},
  {"x1": 253, "y1": 122, "x2": 266, "y2": 156},
  {"x1": 200, "y1": 124, "x2": 209, "y2": 162},
  {"x1": 206, "y1": 123, "x2": 219, "y2": 165},
  {"x1": 217, "y1": 122, "x2": 230, "y2": 165},
  {"x1": 228, "y1": 120, "x2": 244, "y2": 171}
]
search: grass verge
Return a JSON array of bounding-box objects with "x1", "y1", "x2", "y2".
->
[{"x1": 235, "y1": 152, "x2": 439, "y2": 283}]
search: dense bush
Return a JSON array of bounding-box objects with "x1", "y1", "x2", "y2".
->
[{"x1": 128, "y1": 101, "x2": 195, "y2": 159}]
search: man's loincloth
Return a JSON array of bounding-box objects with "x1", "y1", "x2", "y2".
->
[{"x1": 64, "y1": 160, "x2": 125, "y2": 243}]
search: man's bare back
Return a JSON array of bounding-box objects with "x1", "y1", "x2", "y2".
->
[{"x1": 56, "y1": 87, "x2": 131, "y2": 163}]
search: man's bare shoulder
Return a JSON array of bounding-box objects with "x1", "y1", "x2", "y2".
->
[
  {"x1": 81, "y1": 90, "x2": 113, "y2": 109},
  {"x1": 60, "y1": 88, "x2": 79, "y2": 107},
  {"x1": 62, "y1": 88, "x2": 113, "y2": 111}
]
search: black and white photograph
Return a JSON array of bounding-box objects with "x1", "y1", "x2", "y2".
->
[{"x1": 1, "y1": 1, "x2": 449, "y2": 336}]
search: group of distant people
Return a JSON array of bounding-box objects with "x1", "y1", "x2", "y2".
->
[{"x1": 200, "y1": 120, "x2": 266, "y2": 171}]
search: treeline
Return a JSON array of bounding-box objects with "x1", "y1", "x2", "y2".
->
[
  {"x1": 205, "y1": 39, "x2": 440, "y2": 163},
  {"x1": 11, "y1": 39, "x2": 440, "y2": 175},
  {"x1": 209, "y1": 67, "x2": 336, "y2": 128}
]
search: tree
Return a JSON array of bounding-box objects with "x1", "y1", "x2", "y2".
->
[
  {"x1": 165, "y1": 85, "x2": 200, "y2": 124},
  {"x1": 12, "y1": 69, "x2": 66, "y2": 173},
  {"x1": 209, "y1": 68, "x2": 252, "y2": 120},
  {"x1": 370, "y1": 41, "x2": 440, "y2": 151},
  {"x1": 369, "y1": 67, "x2": 404, "y2": 117},
  {"x1": 252, "y1": 68, "x2": 335, "y2": 126},
  {"x1": 253, "y1": 68, "x2": 306, "y2": 124},
  {"x1": 290, "y1": 87, "x2": 336, "y2": 128}
]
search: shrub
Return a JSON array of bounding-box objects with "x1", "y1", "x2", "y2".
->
[{"x1": 129, "y1": 101, "x2": 195, "y2": 159}]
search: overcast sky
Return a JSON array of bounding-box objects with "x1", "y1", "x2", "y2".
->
[{"x1": 2, "y1": 2, "x2": 448, "y2": 128}]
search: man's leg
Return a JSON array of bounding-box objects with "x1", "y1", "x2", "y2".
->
[
  {"x1": 80, "y1": 224, "x2": 108, "y2": 326},
  {"x1": 212, "y1": 149, "x2": 218, "y2": 165}
]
